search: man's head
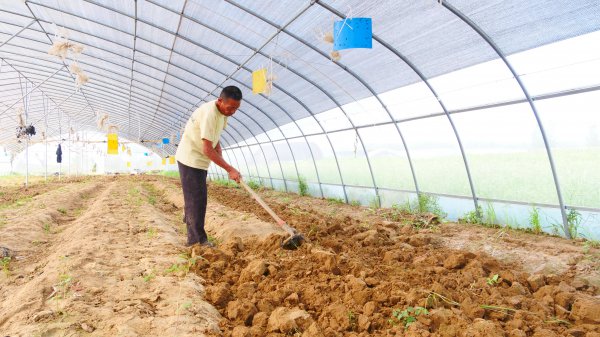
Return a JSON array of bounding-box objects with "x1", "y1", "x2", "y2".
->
[{"x1": 216, "y1": 86, "x2": 242, "y2": 116}]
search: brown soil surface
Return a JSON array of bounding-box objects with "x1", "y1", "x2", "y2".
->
[
  {"x1": 2, "y1": 175, "x2": 599, "y2": 337},
  {"x1": 196, "y1": 182, "x2": 600, "y2": 337}
]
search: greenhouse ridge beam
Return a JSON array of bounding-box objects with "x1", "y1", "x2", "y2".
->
[{"x1": 441, "y1": 2, "x2": 571, "y2": 238}]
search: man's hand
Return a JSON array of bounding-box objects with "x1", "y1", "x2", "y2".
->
[{"x1": 227, "y1": 167, "x2": 241, "y2": 183}]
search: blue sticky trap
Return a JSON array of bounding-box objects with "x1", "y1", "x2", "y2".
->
[
  {"x1": 333, "y1": 18, "x2": 372, "y2": 51},
  {"x1": 162, "y1": 138, "x2": 170, "y2": 144},
  {"x1": 144, "y1": 152, "x2": 148, "y2": 156}
]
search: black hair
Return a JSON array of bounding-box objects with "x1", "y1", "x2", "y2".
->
[{"x1": 220, "y1": 86, "x2": 242, "y2": 101}]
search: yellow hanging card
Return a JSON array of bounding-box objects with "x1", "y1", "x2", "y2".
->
[
  {"x1": 127, "y1": 162, "x2": 131, "y2": 168},
  {"x1": 107, "y1": 133, "x2": 118, "y2": 155},
  {"x1": 169, "y1": 156, "x2": 176, "y2": 165},
  {"x1": 252, "y1": 68, "x2": 267, "y2": 94},
  {"x1": 162, "y1": 158, "x2": 166, "y2": 165}
]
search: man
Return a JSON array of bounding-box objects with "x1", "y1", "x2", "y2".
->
[{"x1": 176, "y1": 86, "x2": 242, "y2": 248}]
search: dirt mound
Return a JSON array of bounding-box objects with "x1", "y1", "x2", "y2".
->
[{"x1": 189, "y1": 183, "x2": 600, "y2": 336}]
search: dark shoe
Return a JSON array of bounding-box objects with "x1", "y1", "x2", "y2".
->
[{"x1": 182, "y1": 213, "x2": 186, "y2": 223}]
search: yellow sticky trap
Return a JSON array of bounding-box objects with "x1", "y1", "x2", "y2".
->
[
  {"x1": 107, "y1": 133, "x2": 118, "y2": 155},
  {"x1": 169, "y1": 156, "x2": 176, "y2": 165},
  {"x1": 121, "y1": 144, "x2": 126, "y2": 152},
  {"x1": 147, "y1": 161, "x2": 152, "y2": 167},
  {"x1": 162, "y1": 158, "x2": 166, "y2": 165},
  {"x1": 252, "y1": 68, "x2": 267, "y2": 94},
  {"x1": 127, "y1": 162, "x2": 131, "y2": 168}
]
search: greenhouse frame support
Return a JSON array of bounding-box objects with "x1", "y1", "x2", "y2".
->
[
  {"x1": 0, "y1": 19, "x2": 35, "y2": 49},
  {"x1": 441, "y1": 2, "x2": 571, "y2": 238}
]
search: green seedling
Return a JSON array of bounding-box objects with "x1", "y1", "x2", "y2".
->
[
  {"x1": 43, "y1": 223, "x2": 52, "y2": 234},
  {"x1": 389, "y1": 306, "x2": 429, "y2": 328},
  {"x1": 1, "y1": 257, "x2": 11, "y2": 276},
  {"x1": 486, "y1": 274, "x2": 500, "y2": 286},
  {"x1": 298, "y1": 175, "x2": 309, "y2": 196},
  {"x1": 529, "y1": 207, "x2": 542, "y2": 234},
  {"x1": 147, "y1": 227, "x2": 157, "y2": 239},
  {"x1": 326, "y1": 197, "x2": 344, "y2": 205},
  {"x1": 57, "y1": 208, "x2": 67, "y2": 215},
  {"x1": 350, "y1": 200, "x2": 361, "y2": 207},
  {"x1": 143, "y1": 272, "x2": 155, "y2": 282}
]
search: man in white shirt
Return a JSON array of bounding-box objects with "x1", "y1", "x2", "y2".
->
[{"x1": 176, "y1": 86, "x2": 242, "y2": 247}]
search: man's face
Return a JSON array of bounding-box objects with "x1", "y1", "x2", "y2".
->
[{"x1": 217, "y1": 97, "x2": 240, "y2": 116}]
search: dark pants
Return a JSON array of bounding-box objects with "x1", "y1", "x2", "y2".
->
[{"x1": 178, "y1": 161, "x2": 208, "y2": 246}]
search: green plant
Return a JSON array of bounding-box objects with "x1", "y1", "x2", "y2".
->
[
  {"x1": 529, "y1": 207, "x2": 542, "y2": 234},
  {"x1": 1, "y1": 257, "x2": 11, "y2": 276},
  {"x1": 246, "y1": 179, "x2": 262, "y2": 190},
  {"x1": 486, "y1": 274, "x2": 500, "y2": 286},
  {"x1": 483, "y1": 202, "x2": 497, "y2": 226},
  {"x1": 350, "y1": 200, "x2": 361, "y2": 207},
  {"x1": 461, "y1": 206, "x2": 483, "y2": 224},
  {"x1": 347, "y1": 310, "x2": 357, "y2": 330},
  {"x1": 213, "y1": 179, "x2": 238, "y2": 188},
  {"x1": 165, "y1": 254, "x2": 200, "y2": 276},
  {"x1": 369, "y1": 196, "x2": 381, "y2": 209},
  {"x1": 567, "y1": 208, "x2": 582, "y2": 239},
  {"x1": 57, "y1": 208, "x2": 67, "y2": 215},
  {"x1": 43, "y1": 223, "x2": 52, "y2": 234},
  {"x1": 178, "y1": 301, "x2": 193, "y2": 313},
  {"x1": 389, "y1": 306, "x2": 429, "y2": 328},
  {"x1": 417, "y1": 194, "x2": 446, "y2": 218},
  {"x1": 298, "y1": 176, "x2": 309, "y2": 196},
  {"x1": 147, "y1": 227, "x2": 157, "y2": 239},
  {"x1": 326, "y1": 197, "x2": 344, "y2": 205},
  {"x1": 143, "y1": 272, "x2": 155, "y2": 282}
]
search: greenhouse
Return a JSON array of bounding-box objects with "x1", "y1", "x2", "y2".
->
[{"x1": 1, "y1": 0, "x2": 599, "y2": 336}]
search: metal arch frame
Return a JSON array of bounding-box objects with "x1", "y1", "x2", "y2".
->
[
  {"x1": 1, "y1": 5, "x2": 331, "y2": 200},
  {"x1": 0, "y1": 12, "x2": 305, "y2": 190},
  {"x1": 141, "y1": 0, "x2": 188, "y2": 139},
  {"x1": 126, "y1": 0, "x2": 138, "y2": 139},
  {"x1": 0, "y1": 58, "x2": 73, "y2": 140},
  {"x1": 79, "y1": 0, "x2": 344, "y2": 200},
  {"x1": 221, "y1": 1, "x2": 422, "y2": 202},
  {"x1": 315, "y1": 0, "x2": 480, "y2": 214},
  {"x1": 78, "y1": 0, "x2": 329, "y2": 197},
  {"x1": 213, "y1": 0, "x2": 400, "y2": 205},
  {"x1": 23, "y1": 3, "x2": 101, "y2": 119},
  {"x1": 441, "y1": 2, "x2": 571, "y2": 238}
]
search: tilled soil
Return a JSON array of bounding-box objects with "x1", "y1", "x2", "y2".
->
[
  {"x1": 2, "y1": 175, "x2": 599, "y2": 337},
  {"x1": 191, "y1": 183, "x2": 600, "y2": 337}
]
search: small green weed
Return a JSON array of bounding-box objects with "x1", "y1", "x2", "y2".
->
[
  {"x1": 483, "y1": 202, "x2": 497, "y2": 226},
  {"x1": 43, "y1": 223, "x2": 52, "y2": 234},
  {"x1": 369, "y1": 196, "x2": 381, "y2": 209},
  {"x1": 486, "y1": 274, "x2": 500, "y2": 286},
  {"x1": 347, "y1": 310, "x2": 357, "y2": 331},
  {"x1": 567, "y1": 208, "x2": 582, "y2": 239},
  {"x1": 147, "y1": 227, "x2": 157, "y2": 239},
  {"x1": 246, "y1": 179, "x2": 262, "y2": 190},
  {"x1": 326, "y1": 197, "x2": 344, "y2": 205},
  {"x1": 350, "y1": 200, "x2": 361, "y2": 207},
  {"x1": 143, "y1": 272, "x2": 155, "y2": 282},
  {"x1": 57, "y1": 208, "x2": 67, "y2": 215},
  {"x1": 213, "y1": 179, "x2": 238, "y2": 188},
  {"x1": 529, "y1": 207, "x2": 542, "y2": 234},
  {"x1": 460, "y1": 206, "x2": 483, "y2": 225},
  {"x1": 389, "y1": 306, "x2": 429, "y2": 328},
  {"x1": 1, "y1": 257, "x2": 11, "y2": 276},
  {"x1": 298, "y1": 176, "x2": 309, "y2": 196}
]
